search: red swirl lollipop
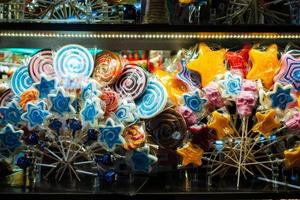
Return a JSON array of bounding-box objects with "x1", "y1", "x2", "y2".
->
[
  {"x1": 100, "y1": 89, "x2": 119, "y2": 115},
  {"x1": 29, "y1": 49, "x2": 55, "y2": 82},
  {"x1": 113, "y1": 64, "x2": 147, "y2": 100}
]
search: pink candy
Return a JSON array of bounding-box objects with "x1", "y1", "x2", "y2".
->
[
  {"x1": 236, "y1": 91, "x2": 257, "y2": 117},
  {"x1": 285, "y1": 112, "x2": 300, "y2": 131},
  {"x1": 204, "y1": 83, "x2": 224, "y2": 108},
  {"x1": 242, "y1": 80, "x2": 257, "y2": 92},
  {"x1": 176, "y1": 106, "x2": 197, "y2": 127}
]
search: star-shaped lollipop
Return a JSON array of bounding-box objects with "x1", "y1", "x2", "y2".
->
[
  {"x1": 80, "y1": 80, "x2": 100, "y2": 100},
  {"x1": 252, "y1": 109, "x2": 281, "y2": 137},
  {"x1": 187, "y1": 43, "x2": 227, "y2": 87},
  {"x1": 34, "y1": 75, "x2": 57, "y2": 99},
  {"x1": 208, "y1": 111, "x2": 234, "y2": 139},
  {"x1": 183, "y1": 90, "x2": 207, "y2": 113},
  {"x1": 177, "y1": 142, "x2": 204, "y2": 167},
  {"x1": 115, "y1": 100, "x2": 136, "y2": 124},
  {"x1": 21, "y1": 101, "x2": 50, "y2": 130},
  {"x1": 127, "y1": 145, "x2": 157, "y2": 172},
  {"x1": 246, "y1": 44, "x2": 280, "y2": 89},
  {"x1": 98, "y1": 118, "x2": 125, "y2": 151},
  {"x1": 48, "y1": 88, "x2": 75, "y2": 116},
  {"x1": 275, "y1": 54, "x2": 300, "y2": 92},
  {"x1": 268, "y1": 83, "x2": 294, "y2": 110},
  {"x1": 80, "y1": 99, "x2": 103, "y2": 127},
  {"x1": 0, "y1": 101, "x2": 23, "y2": 126},
  {"x1": 284, "y1": 144, "x2": 300, "y2": 169},
  {"x1": 221, "y1": 72, "x2": 242, "y2": 98},
  {"x1": 0, "y1": 124, "x2": 23, "y2": 151}
]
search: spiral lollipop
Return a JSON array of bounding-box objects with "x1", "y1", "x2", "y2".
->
[
  {"x1": 145, "y1": 107, "x2": 187, "y2": 149},
  {"x1": 93, "y1": 51, "x2": 123, "y2": 86},
  {"x1": 29, "y1": 49, "x2": 55, "y2": 82},
  {"x1": 11, "y1": 66, "x2": 33, "y2": 95},
  {"x1": 0, "y1": 89, "x2": 15, "y2": 106},
  {"x1": 100, "y1": 89, "x2": 119, "y2": 115},
  {"x1": 54, "y1": 44, "x2": 94, "y2": 79},
  {"x1": 113, "y1": 65, "x2": 147, "y2": 100},
  {"x1": 135, "y1": 79, "x2": 167, "y2": 119}
]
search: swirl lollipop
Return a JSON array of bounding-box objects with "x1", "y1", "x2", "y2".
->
[
  {"x1": 29, "y1": 49, "x2": 55, "y2": 82},
  {"x1": 123, "y1": 124, "x2": 146, "y2": 150},
  {"x1": 135, "y1": 79, "x2": 168, "y2": 119},
  {"x1": 100, "y1": 89, "x2": 119, "y2": 115},
  {"x1": 113, "y1": 64, "x2": 147, "y2": 100},
  {"x1": 10, "y1": 66, "x2": 33, "y2": 95},
  {"x1": 93, "y1": 51, "x2": 123, "y2": 86},
  {"x1": 54, "y1": 44, "x2": 94, "y2": 79},
  {"x1": 145, "y1": 107, "x2": 187, "y2": 149},
  {"x1": 0, "y1": 89, "x2": 15, "y2": 106}
]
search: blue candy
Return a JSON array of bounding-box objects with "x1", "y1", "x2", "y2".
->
[
  {"x1": 128, "y1": 145, "x2": 157, "y2": 173},
  {"x1": 221, "y1": 72, "x2": 242, "y2": 97},
  {"x1": 80, "y1": 100, "x2": 102, "y2": 127},
  {"x1": 183, "y1": 90, "x2": 207, "y2": 113},
  {"x1": 0, "y1": 101, "x2": 23, "y2": 126},
  {"x1": 49, "y1": 88, "x2": 75, "y2": 116},
  {"x1": 21, "y1": 101, "x2": 49, "y2": 130},
  {"x1": 269, "y1": 83, "x2": 294, "y2": 110},
  {"x1": 34, "y1": 76, "x2": 57, "y2": 98},
  {"x1": 17, "y1": 156, "x2": 31, "y2": 169},
  {"x1": 0, "y1": 124, "x2": 23, "y2": 151},
  {"x1": 11, "y1": 66, "x2": 33, "y2": 95}
]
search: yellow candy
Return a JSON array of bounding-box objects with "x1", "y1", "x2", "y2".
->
[
  {"x1": 252, "y1": 109, "x2": 280, "y2": 137},
  {"x1": 154, "y1": 69, "x2": 189, "y2": 106},
  {"x1": 179, "y1": 0, "x2": 194, "y2": 4},
  {"x1": 247, "y1": 44, "x2": 280, "y2": 89},
  {"x1": 187, "y1": 43, "x2": 227, "y2": 87},
  {"x1": 284, "y1": 144, "x2": 300, "y2": 169},
  {"x1": 208, "y1": 111, "x2": 234, "y2": 139},
  {"x1": 177, "y1": 142, "x2": 204, "y2": 167}
]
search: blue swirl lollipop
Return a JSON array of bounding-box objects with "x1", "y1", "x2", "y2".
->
[
  {"x1": 268, "y1": 82, "x2": 294, "y2": 110},
  {"x1": 0, "y1": 101, "x2": 23, "y2": 126},
  {"x1": 80, "y1": 99, "x2": 103, "y2": 127},
  {"x1": 34, "y1": 75, "x2": 57, "y2": 99},
  {"x1": 115, "y1": 100, "x2": 136, "y2": 124},
  {"x1": 98, "y1": 118, "x2": 125, "y2": 151},
  {"x1": 54, "y1": 44, "x2": 94, "y2": 79},
  {"x1": 10, "y1": 66, "x2": 33, "y2": 95},
  {"x1": 221, "y1": 72, "x2": 242, "y2": 98},
  {"x1": 48, "y1": 88, "x2": 75, "y2": 116},
  {"x1": 0, "y1": 124, "x2": 23, "y2": 151},
  {"x1": 183, "y1": 90, "x2": 207, "y2": 113},
  {"x1": 135, "y1": 80, "x2": 168, "y2": 119}
]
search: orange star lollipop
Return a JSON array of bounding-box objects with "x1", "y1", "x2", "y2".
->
[
  {"x1": 187, "y1": 43, "x2": 227, "y2": 87},
  {"x1": 252, "y1": 109, "x2": 281, "y2": 137},
  {"x1": 177, "y1": 142, "x2": 204, "y2": 167},
  {"x1": 284, "y1": 144, "x2": 300, "y2": 169},
  {"x1": 208, "y1": 111, "x2": 234, "y2": 139},
  {"x1": 246, "y1": 44, "x2": 280, "y2": 89},
  {"x1": 153, "y1": 69, "x2": 189, "y2": 106}
]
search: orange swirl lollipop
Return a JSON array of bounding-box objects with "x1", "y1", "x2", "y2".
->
[
  {"x1": 93, "y1": 51, "x2": 123, "y2": 86},
  {"x1": 123, "y1": 124, "x2": 146, "y2": 150},
  {"x1": 19, "y1": 89, "x2": 39, "y2": 110},
  {"x1": 100, "y1": 89, "x2": 119, "y2": 115}
]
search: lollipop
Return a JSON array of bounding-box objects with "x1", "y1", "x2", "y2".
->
[
  {"x1": 252, "y1": 109, "x2": 281, "y2": 137},
  {"x1": 123, "y1": 124, "x2": 146, "y2": 150},
  {"x1": 100, "y1": 89, "x2": 119, "y2": 115},
  {"x1": 135, "y1": 79, "x2": 168, "y2": 119},
  {"x1": 177, "y1": 59, "x2": 201, "y2": 88},
  {"x1": 0, "y1": 124, "x2": 23, "y2": 151},
  {"x1": 177, "y1": 142, "x2": 204, "y2": 167},
  {"x1": 19, "y1": 89, "x2": 39, "y2": 110},
  {"x1": 274, "y1": 53, "x2": 300, "y2": 92},
  {"x1": 208, "y1": 111, "x2": 234, "y2": 139},
  {"x1": 54, "y1": 44, "x2": 94, "y2": 79},
  {"x1": 176, "y1": 106, "x2": 197, "y2": 127},
  {"x1": 0, "y1": 89, "x2": 15, "y2": 106},
  {"x1": 113, "y1": 64, "x2": 147, "y2": 100},
  {"x1": 236, "y1": 91, "x2": 257, "y2": 117},
  {"x1": 285, "y1": 112, "x2": 300, "y2": 131},
  {"x1": 10, "y1": 66, "x2": 33, "y2": 95},
  {"x1": 145, "y1": 107, "x2": 187, "y2": 149},
  {"x1": 29, "y1": 49, "x2": 55, "y2": 82},
  {"x1": 93, "y1": 51, "x2": 123, "y2": 86}
]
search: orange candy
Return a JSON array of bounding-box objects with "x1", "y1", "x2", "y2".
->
[
  {"x1": 252, "y1": 109, "x2": 281, "y2": 137},
  {"x1": 284, "y1": 144, "x2": 300, "y2": 169},
  {"x1": 177, "y1": 142, "x2": 204, "y2": 167},
  {"x1": 123, "y1": 124, "x2": 146, "y2": 150},
  {"x1": 19, "y1": 89, "x2": 39, "y2": 110},
  {"x1": 208, "y1": 111, "x2": 234, "y2": 139}
]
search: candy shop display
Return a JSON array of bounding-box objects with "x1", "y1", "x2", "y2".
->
[{"x1": 0, "y1": 41, "x2": 300, "y2": 191}]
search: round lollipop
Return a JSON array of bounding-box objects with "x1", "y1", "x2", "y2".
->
[
  {"x1": 145, "y1": 107, "x2": 187, "y2": 149},
  {"x1": 135, "y1": 79, "x2": 168, "y2": 119},
  {"x1": 93, "y1": 51, "x2": 123, "y2": 86},
  {"x1": 100, "y1": 89, "x2": 119, "y2": 115},
  {"x1": 54, "y1": 44, "x2": 94, "y2": 79},
  {"x1": 0, "y1": 89, "x2": 15, "y2": 106},
  {"x1": 113, "y1": 64, "x2": 147, "y2": 100},
  {"x1": 10, "y1": 66, "x2": 33, "y2": 95},
  {"x1": 29, "y1": 49, "x2": 55, "y2": 82}
]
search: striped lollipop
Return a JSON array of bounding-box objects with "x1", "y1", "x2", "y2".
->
[
  {"x1": 54, "y1": 44, "x2": 94, "y2": 79},
  {"x1": 135, "y1": 79, "x2": 167, "y2": 119},
  {"x1": 113, "y1": 64, "x2": 147, "y2": 100},
  {"x1": 29, "y1": 49, "x2": 55, "y2": 82},
  {"x1": 11, "y1": 66, "x2": 33, "y2": 95},
  {"x1": 0, "y1": 89, "x2": 15, "y2": 106}
]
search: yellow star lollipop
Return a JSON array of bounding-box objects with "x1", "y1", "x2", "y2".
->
[
  {"x1": 252, "y1": 109, "x2": 281, "y2": 137},
  {"x1": 187, "y1": 43, "x2": 227, "y2": 87},
  {"x1": 177, "y1": 142, "x2": 204, "y2": 167},
  {"x1": 208, "y1": 111, "x2": 234, "y2": 139},
  {"x1": 284, "y1": 144, "x2": 300, "y2": 169},
  {"x1": 246, "y1": 44, "x2": 280, "y2": 89}
]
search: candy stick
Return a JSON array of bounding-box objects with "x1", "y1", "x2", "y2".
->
[{"x1": 257, "y1": 177, "x2": 300, "y2": 190}]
